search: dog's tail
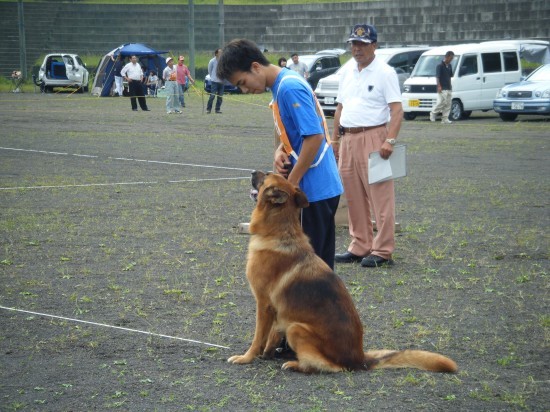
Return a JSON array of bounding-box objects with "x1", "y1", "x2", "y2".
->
[{"x1": 364, "y1": 349, "x2": 457, "y2": 373}]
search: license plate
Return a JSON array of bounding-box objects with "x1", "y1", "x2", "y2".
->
[
  {"x1": 324, "y1": 97, "x2": 334, "y2": 105},
  {"x1": 409, "y1": 99, "x2": 420, "y2": 107},
  {"x1": 511, "y1": 102, "x2": 524, "y2": 110}
]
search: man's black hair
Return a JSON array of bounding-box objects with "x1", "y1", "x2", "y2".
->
[{"x1": 217, "y1": 39, "x2": 270, "y2": 81}]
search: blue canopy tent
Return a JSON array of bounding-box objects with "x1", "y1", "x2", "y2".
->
[{"x1": 91, "y1": 43, "x2": 168, "y2": 97}]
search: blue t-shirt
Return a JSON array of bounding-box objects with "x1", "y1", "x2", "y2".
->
[{"x1": 271, "y1": 70, "x2": 343, "y2": 203}]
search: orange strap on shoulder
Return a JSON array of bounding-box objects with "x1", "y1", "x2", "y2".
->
[{"x1": 271, "y1": 76, "x2": 332, "y2": 166}]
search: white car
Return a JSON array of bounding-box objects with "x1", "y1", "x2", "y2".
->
[
  {"x1": 314, "y1": 46, "x2": 431, "y2": 115},
  {"x1": 493, "y1": 63, "x2": 550, "y2": 121},
  {"x1": 35, "y1": 53, "x2": 89, "y2": 93}
]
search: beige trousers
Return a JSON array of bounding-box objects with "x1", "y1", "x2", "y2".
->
[
  {"x1": 431, "y1": 90, "x2": 453, "y2": 119},
  {"x1": 338, "y1": 127, "x2": 395, "y2": 259}
]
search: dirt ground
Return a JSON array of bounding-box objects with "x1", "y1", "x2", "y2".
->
[{"x1": 0, "y1": 89, "x2": 548, "y2": 411}]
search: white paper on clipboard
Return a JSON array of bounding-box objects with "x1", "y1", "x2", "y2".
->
[{"x1": 368, "y1": 144, "x2": 407, "y2": 184}]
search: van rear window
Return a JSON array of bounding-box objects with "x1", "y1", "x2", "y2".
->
[{"x1": 481, "y1": 53, "x2": 502, "y2": 73}]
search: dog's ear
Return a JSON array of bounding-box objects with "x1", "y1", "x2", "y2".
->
[
  {"x1": 263, "y1": 186, "x2": 289, "y2": 205},
  {"x1": 251, "y1": 171, "x2": 267, "y2": 190},
  {"x1": 294, "y1": 188, "x2": 309, "y2": 209}
]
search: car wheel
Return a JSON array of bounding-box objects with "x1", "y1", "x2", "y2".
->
[
  {"x1": 450, "y1": 100, "x2": 463, "y2": 121},
  {"x1": 499, "y1": 113, "x2": 518, "y2": 122},
  {"x1": 403, "y1": 112, "x2": 417, "y2": 120}
]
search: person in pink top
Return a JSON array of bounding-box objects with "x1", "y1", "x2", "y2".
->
[{"x1": 176, "y1": 55, "x2": 195, "y2": 108}]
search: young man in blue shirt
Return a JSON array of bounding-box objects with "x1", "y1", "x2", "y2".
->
[{"x1": 217, "y1": 39, "x2": 343, "y2": 270}]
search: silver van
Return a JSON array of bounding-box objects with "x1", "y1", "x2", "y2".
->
[{"x1": 36, "y1": 53, "x2": 89, "y2": 93}]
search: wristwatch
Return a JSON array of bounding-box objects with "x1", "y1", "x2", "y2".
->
[{"x1": 386, "y1": 138, "x2": 397, "y2": 146}]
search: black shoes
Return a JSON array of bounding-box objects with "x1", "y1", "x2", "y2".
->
[
  {"x1": 132, "y1": 108, "x2": 138, "y2": 111},
  {"x1": 361, "y1": 255, "x2": 394, "y2": 268},
  {"x1": 335, "y1": 252, "x2": 394, "y2": 267},
  {"x1": 142, "y1": 108, "x2": 150, "y2": 111},
  {"x1": 334, "y1": 251, "x2": 364, "y2": 263},
  {"x1": 215, "y1": 110, "x2": 222, "y2": 114}
]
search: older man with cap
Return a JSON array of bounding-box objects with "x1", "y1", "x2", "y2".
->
[
  {"x1": 333, "y1": 24, "x2": 403, "y2": 268},
  {"x1": 163, "y1": 57, "x2": 181, "y2": 114}
]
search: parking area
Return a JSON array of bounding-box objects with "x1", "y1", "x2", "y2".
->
[{"x1": 0, "y1": 91, "x2": 548, "y2": 410}]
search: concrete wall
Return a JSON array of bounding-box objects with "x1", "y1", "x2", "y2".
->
[{"x1": 1, "y1": 0, "x2": 548, "y2": 78}]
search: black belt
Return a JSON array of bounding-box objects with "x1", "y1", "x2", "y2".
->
[{"x1": 342, "y1": 124, "x2": 386, "y2": 134}]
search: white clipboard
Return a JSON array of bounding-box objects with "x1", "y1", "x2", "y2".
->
[{"x1": 368, "y1": 144, "x2": 407, "y2": 184}]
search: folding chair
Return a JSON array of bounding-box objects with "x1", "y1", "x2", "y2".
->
[{"x1": 11, "y1": 71, "x2": 23, "y2": 93}]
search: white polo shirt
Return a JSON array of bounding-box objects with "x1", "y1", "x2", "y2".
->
[
  {"x1": 337, "y1": 56, "x2": 401, "y2": 127},
  {"x1": 120, "y1": 62, "x2": 143, "y2": 81}
]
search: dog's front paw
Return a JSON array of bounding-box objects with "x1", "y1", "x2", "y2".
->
[
  {"x1": 227, "y1": 354, "x2": 254, "y2": 364},
  {"x1": 281, "y1": 360, "x2": 300, "y2": 371}
]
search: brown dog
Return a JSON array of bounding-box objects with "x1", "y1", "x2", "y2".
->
[{"x1": 228, "y1": 171, "x2": 457, "y2": 374}]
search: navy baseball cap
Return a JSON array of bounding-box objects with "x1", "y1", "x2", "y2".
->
[{"x1": 347, "y1": 24, "x2": 377, "y2": 44}]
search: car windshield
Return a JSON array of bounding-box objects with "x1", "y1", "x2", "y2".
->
[
  {"x1": 527, "y1": 64, "x2": 550, "y2": 81},
  {"x1": 411, "y1": 55, "x2": 459, "y2": 77}
]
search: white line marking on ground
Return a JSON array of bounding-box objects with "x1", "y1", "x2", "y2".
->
[
  {"x1": 0, "y1": 305, "x2": 230, "y2": 349},
  {"x1": 0, "y1": 176, "x2": 249, "y2": 191},
  {"x1": 0, "y1": 147, "x2": 69, "y2": 155},
  {"x1": 72, "y1": 154, "x2": 99, "y2": 158},
  {"x1": 0, "y1": 147, "x2": 254, "y2": 172}
]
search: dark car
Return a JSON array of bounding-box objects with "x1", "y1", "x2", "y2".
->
[
  {"x1": 203, "y1": 74, "x2": 241, "y2": 94},
  {"x1": 297, "y1": 50, "x2": 344, "y2": 90}
]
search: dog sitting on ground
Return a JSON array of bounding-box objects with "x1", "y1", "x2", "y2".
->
[{"x1": 228, "y1": 171, "x2": 457, "y2": 374}]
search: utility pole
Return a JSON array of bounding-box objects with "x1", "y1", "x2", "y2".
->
[
  {"x1": 18, "y1": 0, "x2": 27, "y2": 79},
  {"x1": 188, "y1": 0, "x2": 195, "y2": 78},
  {"x1": 218, "y1": 0, "x2": 224, "y2": 47}
]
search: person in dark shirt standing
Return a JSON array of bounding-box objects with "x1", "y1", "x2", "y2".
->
[
  {"x1": 110, "y1": 54, "x2": 124, "y2": 97},
  {"x1": 430, "y1": 51, "x2": 455, "y2": 124}
]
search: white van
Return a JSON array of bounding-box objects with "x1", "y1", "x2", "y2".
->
[
  {"x1": 36, "y1": 53, "x2": 89, "y2": 93},
  {"x1": 402, "y1": 42, "x2": 524, "y2": 120}
]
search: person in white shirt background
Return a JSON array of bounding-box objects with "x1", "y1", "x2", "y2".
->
[
  {"x1": 120, "y1": 55, "x2": 150, "y2": 111},
  {"x1": 287, "y1": 53, "x2": 309, "y2": 79}
]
